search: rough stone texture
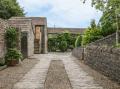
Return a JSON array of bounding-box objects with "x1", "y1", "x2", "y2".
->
[
  {"x1": 72, "y1": 47, "x2": 84, "y2": 59},
  {"x1": 72, "y1": 32, "x2": 120, "y2": 84},
  {"x1": 84, "y1": 46, "x2": 120, "y2": 83},
  {"x1": 0, "y1": 19, "x2": 8, "y2": 62},
  {"x1": 0, "y1": 57, "x2": 38, "y2": 89},
  {"x1": 72, "y1": 33, "x2": 120, "y2": 60},
  {"x1": 88, "y1": 33, "x2": 117, "y2": 46},
  {"x1": 45, "y1": 60, "x2": 72, "y2": 89},
  {"x1": 8, "y1": 18, "x2": 34, "y2": 57},
  {"x1": 74, "y1": 58, "x2": 120, "y2": 89}
]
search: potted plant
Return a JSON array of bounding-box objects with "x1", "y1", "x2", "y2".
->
[{"x1": 5, "y1": 48, "x2": 22, "y2": 66}]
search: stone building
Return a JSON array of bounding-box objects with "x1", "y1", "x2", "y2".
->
[
  {"x1": 0, "y1": 17, "x2": 85, "y2": 60},
  {"x1": 8, "y1": 17, "x2": 48, "y2": 58}
]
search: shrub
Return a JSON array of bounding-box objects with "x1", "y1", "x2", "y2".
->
[
  {"x1": 48, "y1": 31, "x2": 78, "y2": 52},
  {"x1": 5, "y1": 48, "x2": 22, "y2": 61},
  {"x1": 59, "y1": 41, "x2": 67, "y2": 52},
  {"x1": 75, "y1": 35, "x2": 82, "y2": 47},
  {"x1": 82, "y1": 28, "x2": 103, "y2": 45},
  {"x1": 82, "y1": 20, "x2": 103, "y2": 45},
  {"x1": 48, "y1": 37, "x2": 59, "y2": 52}
]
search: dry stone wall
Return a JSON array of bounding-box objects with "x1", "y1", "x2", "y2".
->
[
  {"x1": 88, "y1": 33, "x2": 117, "y2": 46},
  {"x1": 84, "y1": 46, "x2": 120, "y2": 83},
  {"x1": 72, "y1": 32, "x2": 120, "y2": 83}
]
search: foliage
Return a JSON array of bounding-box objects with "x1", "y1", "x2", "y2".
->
[
  {"x1": 83, "y1": 0, "x2": 120, "y2": 37},
  {"x1": 59, "y1": 41, "x2": 68, "y2": 52},
  {"x1": 82, "y1": 20, "x2": 103, "y2": 45},
  {"x1": 75, "y1": 35, "x2": 82, "y2": 47},
  {"x1": 0, "y1": 0, "x2": 24, "y2": 19},
  {"x1": 48, "y1": 31, "x2": 77, "y2": 52},
  {"x1": 5, "y1": 27, "x2": 18, "y2": 49},
  {"x1": 48, "y1": 37, "x2": 59, "y2": 51},
  {"x1": 5, "y1": 27, "x2": 22, "y2": 64},
  {"x1": 5, "y1": 48, "x2": 22, "y2": 61},
  {"x1": 112, "y1": 43, "x2": 120, "y2": 48}
]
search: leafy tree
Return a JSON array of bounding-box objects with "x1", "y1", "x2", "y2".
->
[
  {"x1": 0, "y1": 0, "x2": 24, "y2": 19},
  {"x1": 82, "y1": 20, "x2": 103, "y2": 45},
  {"x1": 83, "y1": 0, "x2": 120, "y2": 36}
]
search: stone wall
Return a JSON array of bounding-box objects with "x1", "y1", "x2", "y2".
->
[
  {"x1": 72, "y1": 32, "x2": 120, "y2": 83},
  {"x1": 88, "y1": 33, "x2": 117, "y2": 46},
  {"x1": 8, "y1": 18, "x2": 34, "y2": 57},
  {"x1": 84, "y1": 46, "x2": 120, "y2": 83},
  {"x1": 0, "y1": 19, "x2": 8, "y2": 62}
]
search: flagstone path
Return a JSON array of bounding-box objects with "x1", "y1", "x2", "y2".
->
[
  {"x1": 0, "y1": 53, "x2": 120, "y2": 89},
  {"x1": 13, "y1": 53, "x2": 104, "y2": 89}
]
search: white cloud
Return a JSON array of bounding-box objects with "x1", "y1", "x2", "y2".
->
[{"x1": 17, "y1": 0, "x2": 102, "y2": 28}]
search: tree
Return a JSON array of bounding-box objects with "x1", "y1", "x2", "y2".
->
[
  {"x1": 82, "y1": 20, "x2": 103, "y2": 45},
  {"x1": 0, "y1": 0, "x2": 24, "y2": 19},
  {"x1": 82, "y1": 0, "x2": 120, "y2": 36}
]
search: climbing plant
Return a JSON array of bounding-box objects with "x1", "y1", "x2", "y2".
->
[{"x1": 5, "y1": 27, "x2": 18, "y2": 49}]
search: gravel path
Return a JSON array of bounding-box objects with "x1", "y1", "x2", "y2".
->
[{"x1": 44, "y1": 60, "x2": 72, "y2": 89}]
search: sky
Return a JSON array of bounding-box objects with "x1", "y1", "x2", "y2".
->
[{"x1": 17, "y1": 0, "x2": 102, "y2": 28}]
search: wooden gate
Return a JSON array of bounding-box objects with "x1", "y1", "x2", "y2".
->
[{"x1": 21, "y1": 32, "x2": 28, "y2": 59}]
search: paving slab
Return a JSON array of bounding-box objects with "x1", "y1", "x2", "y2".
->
[{"x1": 11, "y1": 53, "x2": 108, "y2": 89}]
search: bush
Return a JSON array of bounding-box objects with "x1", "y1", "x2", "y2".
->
[
  {"x1": 48, "y1": 31, "x2": 77, "y2": 52},
  {"x1": 75, "y1": 35, "x2": 82, "y2": 47},
  {"x1": 59, "y1": 41, "x2": 67, "y2": 52},
  {"x1": 48, "y1": 37, "x2": 59, "y2": 52},
  {"x1": 5, "y1": 48, "x2": 22, "y2": 61},
  {"x1": 82, "y1": 28, "x2": 103, "y2": 45}
]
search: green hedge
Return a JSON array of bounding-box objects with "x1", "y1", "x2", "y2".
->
[{"x1": 48, "y1": 31, "x2": 77, "y2": 52}]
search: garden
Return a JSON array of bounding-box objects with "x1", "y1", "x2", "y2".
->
[{"x1": 48, "y1": 31, "x2": 82, "y2": 52}]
